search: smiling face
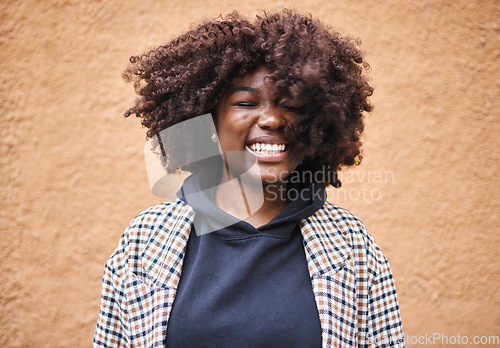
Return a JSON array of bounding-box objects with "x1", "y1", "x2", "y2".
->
[{"x1": 215, "y1": 64, "x2": 302, "y2": 185}]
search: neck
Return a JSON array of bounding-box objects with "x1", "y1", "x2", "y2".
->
[{"x1": 215, "y1": 165, "x2": 288, "y2": 227}]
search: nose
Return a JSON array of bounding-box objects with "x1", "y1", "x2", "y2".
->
[{"x1": 257, "y1": 106, "x2": 286, "y2": 130}]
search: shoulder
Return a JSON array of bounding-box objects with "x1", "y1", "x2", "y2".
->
[
  {"x1": 106, "y1": 199, "x2": 193, "y2": 275},
  {"x1": 123, "y1": 198, "x2": 194, "y2": 246},
  {"x1": 127, "y1": 199, "x2": 192, "y2": 230},
  {"x1": 319, "y1": 201, "x2": 367, "y2": 228},
  {"x1": 307, "y1": 202, "x2": 390, "y2": 272},
  {"x1": 308, "y1": 201, "x2": 369, "y2": 239}
]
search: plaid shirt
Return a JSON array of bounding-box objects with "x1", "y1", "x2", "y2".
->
[{"x1": 94, "y1": 199, "x2": 404, "y2": 347}]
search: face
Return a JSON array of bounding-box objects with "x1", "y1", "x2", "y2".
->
[{"x1": 215, "y1": 64, "x2": 302, "y2": 185}]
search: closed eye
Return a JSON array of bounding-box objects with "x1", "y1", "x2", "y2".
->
[
  {"x1": 280, "y1": 104, "x2": 296, "y2": 112},
  {"x1": 233, "y1": 102, "x2": 259, "y2": 108}
]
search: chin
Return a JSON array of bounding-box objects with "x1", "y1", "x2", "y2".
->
[{"x1": 257, "y1": 167, "x2": 291, "y2": 185}]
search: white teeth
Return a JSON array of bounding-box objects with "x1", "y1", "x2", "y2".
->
[{"x1": 249, "y1": 142, "x2": 287, "y2": 155}]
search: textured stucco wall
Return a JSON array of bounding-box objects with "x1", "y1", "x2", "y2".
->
[{"x1": 1, "y1": 0, "x2": 499, "y2": 346}]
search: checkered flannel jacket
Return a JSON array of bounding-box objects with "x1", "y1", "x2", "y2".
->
[{"x1": 94, "y1": 199, "x2": 404, "y2": 347}]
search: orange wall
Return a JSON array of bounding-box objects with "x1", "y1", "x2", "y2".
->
[{"x1": 1, "y1": 0, "x2": 499, "y2": 346}]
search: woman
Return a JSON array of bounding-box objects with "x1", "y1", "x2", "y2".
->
[{"x1": 94, "y1": 10, "x2": 404, "y2": 347}]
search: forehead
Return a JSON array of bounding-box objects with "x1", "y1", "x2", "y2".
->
[{"x1": 233, "y1": 64, "x2": 273, "y2": 88}]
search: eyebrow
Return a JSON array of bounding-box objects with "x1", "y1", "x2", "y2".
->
[{"x1": 229, "y1": 86, "x2": 259, "y2": 95}]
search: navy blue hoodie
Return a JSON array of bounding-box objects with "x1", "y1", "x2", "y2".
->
[{"x1": 166, "y1": 166, "x2": 325, "y2": 347}]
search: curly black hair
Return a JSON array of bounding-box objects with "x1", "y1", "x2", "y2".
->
[{"x1": 123, "y1": 9, "x2": 373, "y2": 187}]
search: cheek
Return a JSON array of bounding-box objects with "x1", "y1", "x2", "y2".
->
[
  {"x1": 219, "y1": 119, "x2": 252, "y2": 143},
  {"x1": 288, "y1": 148, "x2": 304, "y2": 170},
  {"x1": 217, "y1": 127, "x2": 247, "y2": 153}
]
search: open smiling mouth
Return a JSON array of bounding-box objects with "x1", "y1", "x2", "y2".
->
[{"x1": 247, "y1": 143, "x2": 288, "y2": 157}]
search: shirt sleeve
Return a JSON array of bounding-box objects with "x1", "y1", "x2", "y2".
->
[
  {"x1": 367, "y1": 255, "x2": 405, "y2": 347},
  {"x1": 93, "y1": 244, "x2": 130, "y2": 347}
]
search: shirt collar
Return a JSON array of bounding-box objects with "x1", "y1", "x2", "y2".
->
[{"x1": 141, "y1": 199, "x2": 352, "y2": 288}]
